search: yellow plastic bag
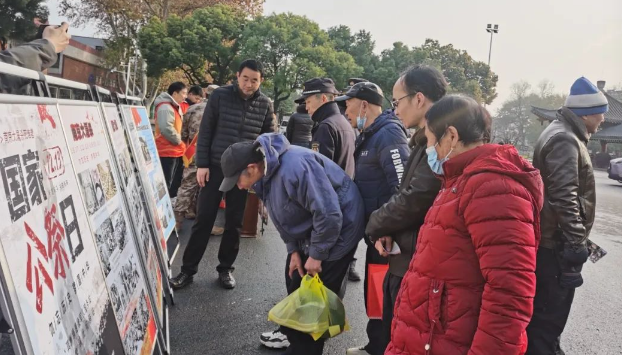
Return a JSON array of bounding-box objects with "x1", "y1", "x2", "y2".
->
[{"x1": 268, "y1": 274, "x2": 350, "y2": 340}]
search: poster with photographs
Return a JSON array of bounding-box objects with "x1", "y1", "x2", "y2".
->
[
  {"x1": 101, "y1": 104, "x2": 164, "y2": 323},
  {"x1": 0, "y1": 102, "x2": 124, "y2": 355},
  {"x1": 120, "y1": 106, "x2": 177, "y2": 257},
  {"x1": 58, "y1": 102, "x2": 156, "y2": 355}
]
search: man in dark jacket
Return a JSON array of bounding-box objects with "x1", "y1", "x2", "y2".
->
[
  {"x1": 527, "y1": 77, "x2": 607, "y2": 355},
  {"x1": 170, "y1": 59, "x2": 275, "y2": 290},
  {"x1": 297, "y1": 78, "x2": 356, "y2": 178},
  {"x1": 220, "y1": 133, "x2": 364, "y2": 355},
  {"x1": 0, "y1": 23, "x2": 70, "y2": 94},
  {"x1": 336, "y1": 82, "x2": 409, "y2": 355},
  {"x1": 285, "y1": 103, "x2": 314, "y2": 148},
  {"x1": 363, "y1": 65, "x2": 447, "y2": 354}
]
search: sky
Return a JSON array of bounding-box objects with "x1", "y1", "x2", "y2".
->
[{"x1": 47, "y1": 0, "x2": 622, "y2": 113}]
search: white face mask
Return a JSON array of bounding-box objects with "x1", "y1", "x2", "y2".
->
[
  {"x1": 426, "y1": 133, "x2": 453, "y2": 175},
  {"x1": 356, "y1": 104, "x2": 366, "y2": 131}
]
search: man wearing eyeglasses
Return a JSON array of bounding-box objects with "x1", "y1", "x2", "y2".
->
[
  {"x1": 360, "y1": 65, "x2": 447, "y2": 354},
  {"x1": 336, "y1": 81, "x2": 409, "y2": 355}
]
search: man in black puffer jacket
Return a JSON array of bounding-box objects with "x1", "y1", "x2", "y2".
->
[
  {"x1": 285, "y1": 103, "x2": 314, "y2": 148},
  {"x1": 170, "y1": 59, "x2": 275, "y2": 290}
]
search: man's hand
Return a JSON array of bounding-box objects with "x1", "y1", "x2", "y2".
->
[
  {"x1": 289, "y1": 252, "x2": 305, "y2": 278},
  {"x1": 43, "y1": 23, "x2": 71, "y2": 53},
  {"x1": 375, "y1": 236, "x2": 393, "y2": 257},
  {"x1": 305, "y1": 257, "x2": 322, "y2": 276},
  {"x1": 258, "y1": 201, "x2": 268, "y2": 220},
  {"x1": 196, "y1": 168, "x2": 210, "y2": 187}
]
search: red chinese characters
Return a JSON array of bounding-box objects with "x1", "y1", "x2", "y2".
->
[
  {"x1": 37, "y1": 105, "x2": 57, "y2": 129},
  {"x1": 70, "y1": 122, "x2": 94, "y2": 141},
  {"x1": 23, "y1": 203, "x2": 71, "y2": 314},
  {"x1": 45, "y1": 204, "x2": 70, "y2": 279}
]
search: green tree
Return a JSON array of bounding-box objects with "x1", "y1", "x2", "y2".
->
[
  {"x1": 363, "y1": 39, "x2": 497, "y2": 104},
  {"x1": 138, "y1": 4, "x2": 248, "y2": 85},
  {"x1": 419, "y1": 39, "x2": 498, "y2": 105},
  {"x1": 0, "y1": 0, "x2": 49, "y2": 42},
  {"x1": 328, "y1": 25, "x2": 379, "y2": 84},
  {"x1": 239, "y1": 13, "x2": 362, "y2": 114}
]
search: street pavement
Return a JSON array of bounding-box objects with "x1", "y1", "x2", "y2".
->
[{"x1": 0, "y1": 171, "x2": 620, "y2": 355}]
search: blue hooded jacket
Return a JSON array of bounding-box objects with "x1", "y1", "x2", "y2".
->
[
  {"x1": 253, "y1": 133, "x2": 365, "y2": 261},
  {"x1": 354, "y1": 110, "x2": 410, "y2": 219}
]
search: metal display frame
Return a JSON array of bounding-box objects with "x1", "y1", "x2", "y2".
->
[
  {"x1": 0, "y1": 62, "x2": 176, "y2": 355},
  {"x1": 0, "y1": 93, "x2": 125, "y2": 355},
  {"x1": 54, "y1": 96, "x2": 162, "y2": 355},
  {"x1": 117, "y1": 105, "x2": 179, "y2": 300},
  {"x1": 93, "y1": 85, "x2": 171, "y2": 354}
]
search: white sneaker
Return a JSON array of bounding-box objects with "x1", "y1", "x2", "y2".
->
[
  {"x1": 260, "y1": 330, "x2": 289, "y2": 349},
  {"x1": 346, "y1": 346, "x2": 372, "y2": 355}
]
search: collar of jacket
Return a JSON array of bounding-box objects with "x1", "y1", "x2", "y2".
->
[
  {"x1": 558, "y1": 107, "x2": 590, "y2": 143},
  {"x1": 362, "y1": 110, "x2": 404, "y2": 136},
  {"x1": 356, "y1": 111, "x2": 406, "y2": 151},
  {"x1": 311, "y1": 101, "x2": 341, "y2": 123},
  {"x1": 232, "y1": 83, "x2": 262, "y2": 101},
  {"x1": 409, "y1": 126, "x2": 428, "y2": 148},
  {"x1": 441, "y1": 144, "x2": 492, "y2": 182}
]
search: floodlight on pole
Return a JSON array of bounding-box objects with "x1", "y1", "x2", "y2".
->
[{"x1": 486, "y1": 24, "x2": 499, "y2": 67}]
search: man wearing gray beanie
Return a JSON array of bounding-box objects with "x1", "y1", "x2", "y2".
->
[{"x1": 527, "y1": 77, "x2": 608, "y2": 354}]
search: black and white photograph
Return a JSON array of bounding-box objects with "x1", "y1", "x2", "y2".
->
[
  {"x1": 138, "y1": 137, "x2": 151, "y2": 164},
  {"x1": 94, "y1": 217, "x2": 116, "y2": 276},
  {"x1": 110, "y1": 208, "x2": 127, "y2": 253},
  {"x1": 153, "y1": 171, "x2": 167, "y2": 201},
  {"x1": 117, "y1": 151, "x2": 132, "y2": 186},
  {"x1": 123, "y1": 293, "x2": 151, "y2": 355},
  {"x1": 78, "y1": 168, "x2": 100, "y2": 215}
]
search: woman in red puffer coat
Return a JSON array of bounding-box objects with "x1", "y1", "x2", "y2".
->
[{"x1": 386, "y1": 95, "x2": 544, "y2": 355}]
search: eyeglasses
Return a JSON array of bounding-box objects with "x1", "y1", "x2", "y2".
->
[{"x1": 392, "y1": 92, "x2": 417, "y2": 109}]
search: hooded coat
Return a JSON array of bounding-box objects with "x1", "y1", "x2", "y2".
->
[
  {"x1": 386, "y1": 144, "x2": 544, "y2": 355},
  {"x1": 253, "y1": 133, "x2": 365, "y2": 261}
]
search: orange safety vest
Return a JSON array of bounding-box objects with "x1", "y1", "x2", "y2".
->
[{"x1": 154, "y1": 102, "x2": 186, "y2": 158}]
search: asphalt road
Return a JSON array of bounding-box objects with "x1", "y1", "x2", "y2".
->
[{"x1": 1, "y1": 171, "x2": 620, "y2": 355}]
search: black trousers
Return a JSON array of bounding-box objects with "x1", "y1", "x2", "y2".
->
[
  {"x1": 364, "y1": 245, "x2": 388, "y2": 355},
  {"x1": 281, "y1": 248, "x2": 356, "y2": 355},
  {"x1": 526, "y1": 248, "x2": 576, "y2": 355},
  {"x1": 160, "y1": 156, "x2": 181, "y2": 191},
  {"x1": 382, "y1": 272, "x2": 402, "y2": 352},
  {"x1": 169, "y1": 157, "x2": 184, "y2": 198},
  {"x1": 181, "y1": 166, "x2": 248, "y2": 275}
]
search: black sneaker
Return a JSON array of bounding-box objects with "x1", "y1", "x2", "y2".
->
[
  {"x1": 348, "y1": 260, "x2": 361, "y2": 282},
  {"x1": 170, "y1": 272, "x2": 193, "y2": 290},
  {"x1": 260, "y1": 330, "x2": 289, "y2": 349},
  {"x1": 218, "y1": 271, "x2": 236, "y2": 289}
]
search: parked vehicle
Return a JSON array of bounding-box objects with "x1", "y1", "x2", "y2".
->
[{"x1": 608, "y1": 157, "x2": 622, "y2": 183}]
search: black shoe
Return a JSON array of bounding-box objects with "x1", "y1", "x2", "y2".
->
[
  {"x1": 348, "y1": 260, "x2": 361, "y2": 282},
  {"x1": 170, "y1": 272, "x2": 193, "y2": 290},
  {"x1": 219, "y1": 271, "x2": 236, "y2": 289}
]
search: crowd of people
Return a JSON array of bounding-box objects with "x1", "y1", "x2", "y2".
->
[{"x1": 0, "y1": 27, "x2": 608, "y2": 355}]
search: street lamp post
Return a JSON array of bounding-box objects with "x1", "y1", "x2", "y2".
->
[{"x1": 486, "y1": 24, "x2": 499, "y2": 67}]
